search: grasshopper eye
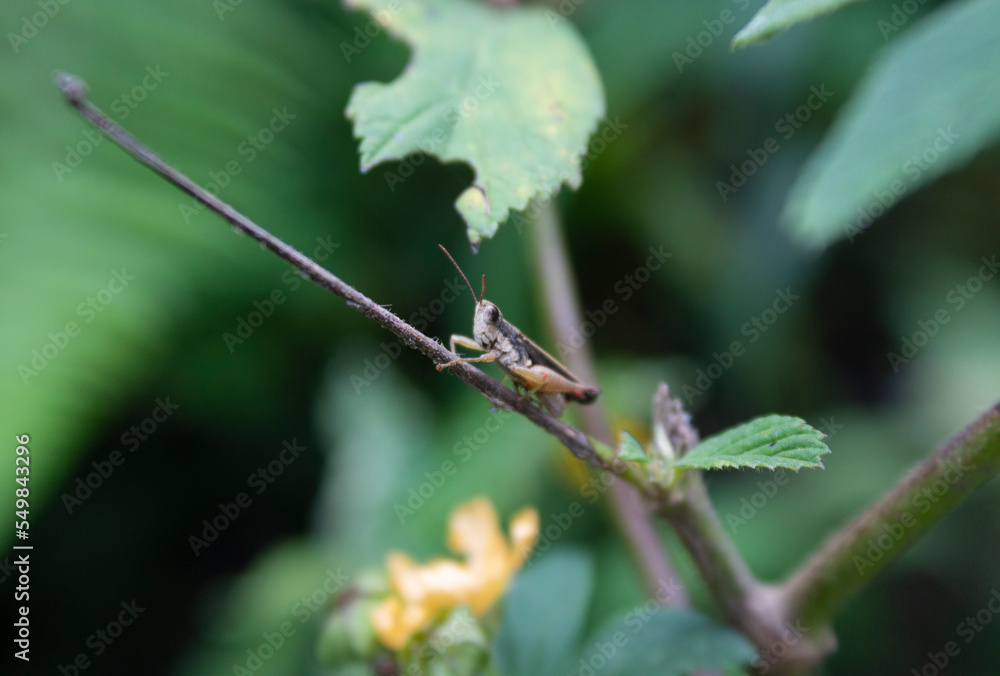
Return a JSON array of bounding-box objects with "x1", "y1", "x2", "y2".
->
[{"x1": 484, "y1": 304, "x2": 501, "y2": 324}]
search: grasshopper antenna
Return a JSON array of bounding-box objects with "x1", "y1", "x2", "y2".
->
[
  {"x1": 438, "y1": 244, "x2": 479, "y2": 304},
  {"x1": 480, "y1": 274, "x2": 486, "y2": 304}
]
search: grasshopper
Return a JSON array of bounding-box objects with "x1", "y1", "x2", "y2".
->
[{"x1": 435, "y1": 245, "x2": 601, "y2": 417}]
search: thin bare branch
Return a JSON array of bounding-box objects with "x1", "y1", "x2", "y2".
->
[{"x1": 54, "y1": 72, "x2": 606, "y2": 470}]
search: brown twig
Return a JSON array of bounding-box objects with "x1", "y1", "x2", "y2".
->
[{"x1": 53, "y1": 72, "x2": 607, "y2": 470}]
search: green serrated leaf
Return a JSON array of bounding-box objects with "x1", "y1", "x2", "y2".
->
[
  {"x1": 674, "y1": 415, "x2": 830, "y2": 471},
  {"x1": 574, "y1": 608, "x2": 756, "y2": 676},
  {"x1": 494, "y1": 549, "x2": 594, "y2": 676},
  {"x1": 345, "y1": 0, "x2": 605, "y2": 246},
  {"x1": 618, "y1": 431, "x2": 649, "y2": 464},
  {"x1": 732, "y1": 0, "x2": 866, "y2": 49},
  {"x1": 784, "y1": 0, "x2": 1000, "y2": 247}
]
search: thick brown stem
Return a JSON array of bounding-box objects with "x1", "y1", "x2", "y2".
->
[{"x1": 780, "y1": 401, "x2": 1000, "y2": 627}]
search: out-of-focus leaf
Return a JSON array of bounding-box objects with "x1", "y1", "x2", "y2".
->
[
  {"x1": 494, "y1": 549, "x2": 594, "y2": 676},
  {"x1": 784, "y1": 0, "x2": 1000, "y2": 247},
  {"x1": 0, "y1": 0, "x2": 346, "y2": 518},
  {"x1": 311, "y1": 354, "x2": 433, "y2": 557},
  {"x1": 675, "y1": 415, "x2": 830, "y2": 471},
  {"x1": 574, "y1": 608, "x2": 756, "y2": 676},
  {"x1": 345, "y1": 0, "x2": 605, "y2": 246},
  {"x1": 618, "y1": 431, "x2": 649, "y2": 463},
  {"x1": 732, "y1": 0, "x2": 867, "y2": 49},
  {"x1": 173, "y1": 540, "x2": 337, "y2": 676}
]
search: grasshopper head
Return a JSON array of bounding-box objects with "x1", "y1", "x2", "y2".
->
[
  {"x1": 438, "y1": 244, "x2": 502, "y2": 347},
  {"x1": 473, "y1": 299, "x2": 503, "y2": 348}
]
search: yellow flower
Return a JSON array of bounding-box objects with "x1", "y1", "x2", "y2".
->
[{"x1": 370, "y1": 497, "x2": 539, "y2": 650}]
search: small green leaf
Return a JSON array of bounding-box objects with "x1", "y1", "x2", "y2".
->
[
  {"x1": 574, "y1": 608, "x2": 756, "y2": 676},
  {"x1": 785, "y1": 0, "x2": 1000, "y2": 247},
  {"x1": 494, "y1": 549, "x2": 594, "y2": 676},
  {"x1": 345, "y1": 0, "x2": 605, "y2": 246},
  {"x1": 732, "y1": 0, "x2": 866, "y2": 49},
  {"x1": 674, "y1": 415, "x2": 830, "y2": 471},
  {"x1": 618, "y1": 431, "x2": 649, "y2": 464}
]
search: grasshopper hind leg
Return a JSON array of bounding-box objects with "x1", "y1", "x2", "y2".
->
[
  {"x1": 536, "y1": 392, "x2": 567, "y2": 417},
  {"x1": 512, "y1": 379, "x2": 568, "y2": 418}
]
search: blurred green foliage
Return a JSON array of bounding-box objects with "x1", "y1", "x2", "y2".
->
[
  {"x1": 2, "y1": 0, "x2": 999, "y2": 674},
  {"x1": 785, "y1": 0, "x2": 1000, "y2": 246}
]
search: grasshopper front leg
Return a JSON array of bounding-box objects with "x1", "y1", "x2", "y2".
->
[{"x1": 436, "y1": 334, "x2": 501, "y2": 371}]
